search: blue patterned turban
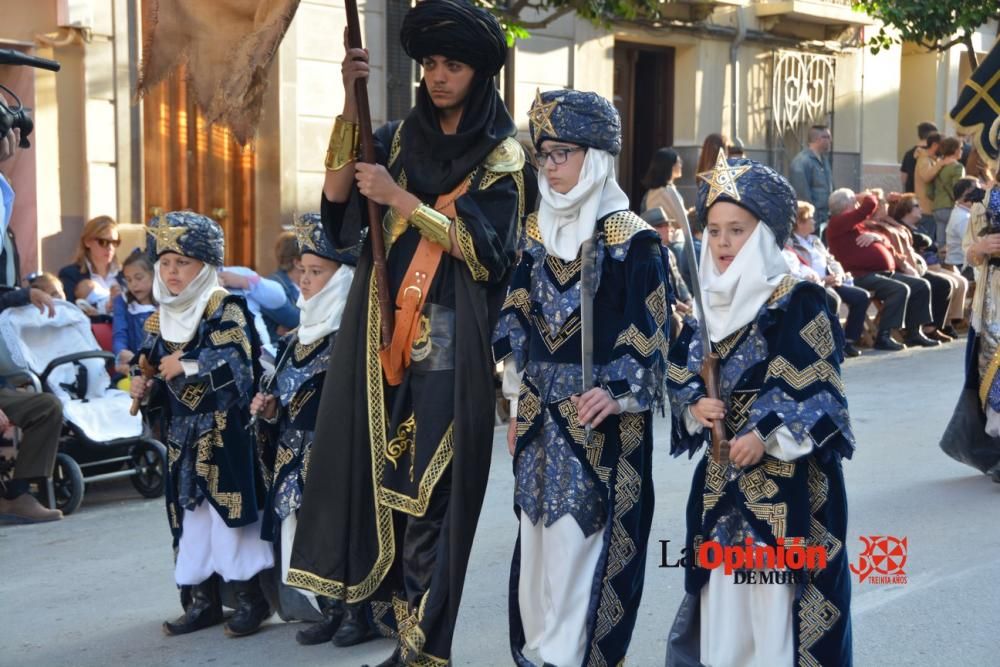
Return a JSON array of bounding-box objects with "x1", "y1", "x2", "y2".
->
[
  {"x1": 294, "y1": 213, "x2": 361, "y2": 267},
  {"x1": 145, "y1": 211, "x2": 225, "y2": 267},
  {"x1": 696, "y1": 150, "x2": 797, "y2": 248},
  {"x1": 528, "y1": 89, "x2": 622, "y2": 156}
]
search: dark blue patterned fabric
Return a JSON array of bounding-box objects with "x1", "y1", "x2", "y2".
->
[
  {"x1": 295, "y1": 212, "x2": 360, "y2": 266},
  {"x1": 145, "y1": 210, "x2": 225, "y2": 266},
  {"x1": 664, "y1": 278, "x2": 855, "y2": 667},
  {"x1": 528, "y1": 89, "x2": 622, "y2": 155}
]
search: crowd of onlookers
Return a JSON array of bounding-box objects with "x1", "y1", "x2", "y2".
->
[{"x1": 641, "y1": 122, "x2": 993, "y2": 357}]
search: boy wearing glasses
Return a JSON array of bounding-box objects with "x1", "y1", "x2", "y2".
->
[{"x1": 493, "y1": 89, "x2": 670, "y2": 667}]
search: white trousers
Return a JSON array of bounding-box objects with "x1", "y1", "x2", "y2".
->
[
  {"x1": 280, "y1": 512, "x2": 319, "y2": 610},
  {"x1": 174, "y1": 502, "x2": 275, "y2": 585},
  {"x1": 519, "y1": 514, "x2": 603, "y2": 667},
  {"x1": 699, "y1": 567, "x2": 795, "y2": 667}
]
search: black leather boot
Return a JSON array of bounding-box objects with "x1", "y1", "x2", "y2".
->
[
  {"x1": 163, "y1": 578, "x2": 223, "y2": 636},
  {"x1": 362, "y1": 646, "x2": 404, "y2": 667},
  {"x1": 224, "y1": 575, "x2": 272, "y2": 637},
  {"x1": 295, "y1": 596, "x2": 344, "y2": 645},
  {"x1": 331, "y1": 602, "x2": 379, "y2": 647}
]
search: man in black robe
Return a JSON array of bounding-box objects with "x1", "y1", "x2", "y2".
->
[{"x1": 288, "y1": 2, "x2": 528, "y2": 665}]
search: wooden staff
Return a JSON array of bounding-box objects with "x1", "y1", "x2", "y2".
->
[
  {"x1": 346, "y1": 0, "x2": 393, "y2": 347},
  {"x1": 129, "y1": 355, "x2": 156, "y2": 416},
  {"x1": 701, "y1": 353, "x2": 730, "y2": 464}
]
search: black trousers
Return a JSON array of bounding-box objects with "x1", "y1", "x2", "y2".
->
[
  {"x1": 828, "y1": 284, "x2": 871, "y2": 342},
  {"x1": 401, "y1": 466, "x2": 451, "y2": 610},
  {"x1": 923, "y1": 270, "x2": 954, "y2": 328},
  {"x1": 853, "y1": 271, "x2": 932, "y2": 334}
]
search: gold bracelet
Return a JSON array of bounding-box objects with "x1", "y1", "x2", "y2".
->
[
  {"x1": 408, "y1": 204, "x2": 453, "y2": 251},
  {"x1": 325, "y1": 115, "x2": 359, "y2": 171}
]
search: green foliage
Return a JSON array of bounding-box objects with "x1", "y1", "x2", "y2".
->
[
  {"x1": 853, "y1": 0, "x2": 1000, "y2": 55},
  {"x1": 473, "y1": 0, "x2": 662, "y2": 42}
]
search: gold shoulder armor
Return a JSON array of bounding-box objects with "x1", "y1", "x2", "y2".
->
[
  {"x1": 484, "y1": 137, "x2": 525, "y2": 173},
  {"x1": 767, "y1": 275, "x2": 802, "y2": 305},
  {"x1": 205, "y1": 289, "x2": 229, "y2": 320},
  {"x1": 144, "y1": 311, "x2": 160, "y2": 335},
  {"x1": 525, "y1": 212, "x2": 542, "y2": 244},
  {"x1": 603, "y1": 210, "x2": 653, "y2": 246}
]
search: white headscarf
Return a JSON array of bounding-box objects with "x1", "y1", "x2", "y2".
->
[
  {"x1": 296, "y1": 264, "x2": 355, "y2": 346},
  {"x1": 153, "y1": 262, "x2": 227, "y2": 344},
  {"x1": 697, "y1": 221, "x2": 790, "y2": 342},
  {"x1": 537, "y1": 148, "x2": 630, "y2": 261}
]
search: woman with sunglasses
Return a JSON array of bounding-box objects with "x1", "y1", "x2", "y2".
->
[{"x1": 58, "y1": 215, "x2": 122, "y2": 314}]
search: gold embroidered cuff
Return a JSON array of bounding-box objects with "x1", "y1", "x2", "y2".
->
[
  {"x1": 408, "y1": 205, "x2": 453, "y2": 251},
  {"x1": 325, "y1": 115, "x2": 359, "y2": 171}
]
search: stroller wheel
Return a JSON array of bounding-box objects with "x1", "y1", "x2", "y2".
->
[
  {"x1": 130, "y1": 439, "x2": 167, "y2": 499},
  {"x1": 52, "y1": 453, "x2": 85, "y2": 515}
]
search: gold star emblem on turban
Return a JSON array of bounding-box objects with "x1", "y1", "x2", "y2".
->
[
  {"x1": 697, "y1": 148, "x2": 751, "y2": 207},
  {"x1": 146, "y1": 214, "x2": 186, "y2": 255},
  {"x1": 528, "y1": 88, "x2": 558, "y2": 138},
  {"x1": 293, "y1": 218, "x2": 319, "y2": 252}
]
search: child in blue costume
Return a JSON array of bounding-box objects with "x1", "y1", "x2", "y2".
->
[
  {"x1": 494, "y1": 89, "x2": 670, "y2": 667},
  {"x1": 664, "y1": 151, "x2": 855, "y2": 667},
  {"x1": 131, "y1": 211, "x2": 274, "y2": 638}
]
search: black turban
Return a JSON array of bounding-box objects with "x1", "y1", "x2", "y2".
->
[{"x1": 401, "y1": 0, "x2": 508, "y2": 77}]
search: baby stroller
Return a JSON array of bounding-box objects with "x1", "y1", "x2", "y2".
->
[{"x1": 0, "y1": 300, "x2": 166, "y2": 515}]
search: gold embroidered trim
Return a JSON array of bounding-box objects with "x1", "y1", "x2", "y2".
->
[
  {"x1": 714, "y1": 325, "x2": 749, "y2": 359},
  {"x1": 286, "y1": 272, "x2": 396, "y2": 603},
  {"x1": 980, "y1": 340, "x2": 1000, "y2": 408},
  {"x1": 177, "y1": 383, "x2": 209, "y2": 410},
  {"x1": 502, "y1": 288, "x2": 531, "y2": 318},
  {"x1": 725, "y1": 390, "x2": 757, "y2": 436},
  {"x1": 525, "y1": 212, "x2": 542, "y2": 243},
  {"x1": 210, "y1": 326, "x2": 252, "y2": 359},
  {"x1": 144, "y1": 311, "x2": 160, "y2": 335},
  {"x1": 738, "y1": 467, "x2": 779, "y2": 502},
  {"x1": 386, "y1": 414, "x2": 416, "y2": 470},
  {"x1": 797, "y1": 584, "x2": 841, "y2": 667},
  {"x1": 456, "y1": 217, "x2": 489, "y2": 281},
  {"x1": 603, "y1": 210, "x2": 652, "y2": 246},
  {"x1": 379, "y1": 424, "x2": 455, "y2": 518},
  {"x1": 274, "y1": 445, "x2": 294, "y2": 475},
  {"x1": 294, "y1": 338, "x2": 323, "y2": 363},
  {"x1": 646, "y1": 283, "x2": 668, "y2": 328},
  {"x1": 667, "y1": 361, "x2": 696, "y2": 384},
  {"x1": 516, "y1": 383, "x2": 541, "y2": 438},
  {"x1": 745, "y1": 500, "x2": 788, "y2": 539},
  {"x1": 762, "y1": 458, "x2": 795, "y2": 478},
  {"x1": 765, "y1": 356, "x2": 845, "y2": 395},
  {"x1": 206, "y1": 291, "x2": 229, "y2": 319},
  {"x1": 800, "y1": 313, "x2": 835, "y2": 359},
  {"x1": 388, "y1": 122, "x2": 404, "y2": 167},
  {"x1": 193, "y1": 411, "x2": 243, "y2": 519},
  {"x1": 288, "y1": 388, "x2": 315, "y2": 422},
  {"x1": 545, "y1": 255, "x2": 582, "y2": 286},
  {"x1": 767, "y1": 275, "x2": 800, "y2": 305},
  {"x1": 614, "y1": 324, "x2": 668, "y2": 358},
  {"x1": 533, "y1": 312, "x2": 582, "y2": 354}
]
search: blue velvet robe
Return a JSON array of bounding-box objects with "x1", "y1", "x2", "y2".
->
[
  {"x1": 493, "y1": 210, "x2": 670, "y2": 667},
  {"x1": 665, "y1": 277, "x2": 855, "y2": 667}
]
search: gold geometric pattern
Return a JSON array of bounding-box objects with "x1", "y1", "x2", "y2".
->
[
  {"x1": 738, "y1": 467, "x2": 779, "y2": 502},
  {"x1": 797, "y1": 584, "x2": 841, "y2": 667},
  {"x1": 456, "y1": 217, "x2": 489, "y2": 281},
  {"x1": 765, "y1": 356, "x2": 845, "y2": 395},
  {"x1": 210, "y1": 326, "x2": 252, "y2": 359},
  {"x1": 603, "y1": 210, "x2": 652, "y2": 246},
  {"x1": 177, "y1": 383, "x2": 209, "y2": 410},
  {"x1": 388, "y1": 121, "x2": 404, "y2": 167},
  {"x1": 502, "y1": 288, "x2": 531, "y2": 318},
  {"x1": 524, "y1": 212, "x2": 542, "y2": 244},
  {"x1": 144, "y1": 311, "x2": 160, "y2": 335},
  {"x1": 193, "y1": 411, "x2": 243, "y2": 519},
  {"x1": 745, "y1": 501, "x2": 788, "y2": 539},
  {"x1": 557, "y1": 399, "x2": 606, "y2": 450},
  {"x1": 288, "y1": 388, "x2": 315, "y2": 422},
  {"x1": 646, "y1": 283, "x2": 668, "y2": 328},
  {"x1": 220, "y1": 301, "x2": 247, "y2": 328},
  {"x1": 807, "y1": 458, "x2": 829, "y2": 514},
  {"x1": 809, "y1": 516, "x2": 843, "y2": 563},
  {"x1": 714, "y1": 325, "x2": 749, "y2": 359},
  {"x1": 667, "y1": 361, "x2": 696, "y2": 384},
  {"x1": 294, "y1": 338, "x2": 323, "y2": 363},
  {"x1": 274, "y1": 445, "x2": 294, "y2": 475},
  {"x1": 767, "y1": 275, "x2": 800, "y2": 305},
  {"x1": 762, "y1": 458, "x2": 796, "y2": 478},
  {"x1": 702, "y1": 491, "x2": 723, "y2": 520},
  {"x1": 704, "y1": 458, "x2": 728, "y2": 494},
  {"x1": 614, "y1": 324, "x2": 668, "y2": 358},
  {"x1": 516, "y1": 384, "x2": 541, "y2": 438},
  {"x1": 534, "y1": 312, "x2": 582, "y2": 354},
  {"x1": 696, "y1": 148, "x2": 752, "y2": 208},
  {"x1": 379, "y1": 423, "x2": 454, "y2": 518},
  {"x1": 206, "y1": 291, "x2": 228, "y2": 320},
  {"x1": 545, "y1": 255, "x2": 582, "y2": 286},
  {"x1": 724, "y1": 390, "x2": 757, "y2": 436},
  {"x1": 799, "y1": 312, "x2": 835, "y2": 359},
  {"x1": 146, "y1": 213, "x2": 187, "y2": 255},
  {"x1": 528, "y1": 88, "x2": 558, "y2": 137}
]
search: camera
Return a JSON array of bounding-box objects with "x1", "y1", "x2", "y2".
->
[{"x1": 0, "y1": 85, "x2": 32, "y2": 148}]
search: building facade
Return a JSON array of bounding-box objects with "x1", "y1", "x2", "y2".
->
[{"x1": 0, "y1": 0, "x2": 996, "y2": 278}]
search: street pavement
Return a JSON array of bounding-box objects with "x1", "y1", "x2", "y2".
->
[{"x1": 3, "y1": 340, "x2": 998, "y2": 666}]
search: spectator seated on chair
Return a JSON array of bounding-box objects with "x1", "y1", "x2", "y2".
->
[
  {"x1": 0, "y1": 285, "x2": 63, "y2": 524},
  {"x1": 112, "y1": 251, "x2": 157, "y2": 377},
  {"x1": 785, "y1": 200, "x2": 869, "y2": 357},
  {"x1": 826, "y1": 188, "x2": 939, "y2": 351},
  {"x1": 58, "y1": 215, "x2": 121, "y2": 320}
]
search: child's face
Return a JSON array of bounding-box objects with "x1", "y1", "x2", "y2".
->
[
  {"x1": 298, "y1": 253, "x2": 340, "y2": 300},
  {"x1": 706, "y1": 202, "x2": 760, "y2": 273},
  {"x1": 124, "y1": 263, "x2": 153, "y2": 302},
  {"x1": 158, "y1": 253, "x2": 205, "y2": 295},
  {"x1": 539, "y1": 140, "x2": 587, "y2": 195}
]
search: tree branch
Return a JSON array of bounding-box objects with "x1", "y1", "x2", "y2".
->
[{"x1": 516, "y1": 6, "x2": 575, "y2": 29}]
